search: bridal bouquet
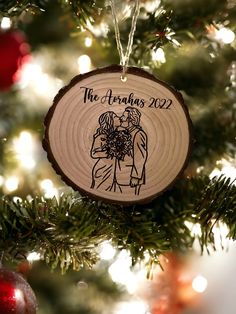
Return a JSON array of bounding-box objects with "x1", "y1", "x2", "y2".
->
[{"x1": 105, "y1": 129, "x2": 133, "y2": 161}]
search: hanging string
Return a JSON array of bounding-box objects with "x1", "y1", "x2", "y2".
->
[{"x1": 110, "y1": 0, "x2": 140, "y2": 81}]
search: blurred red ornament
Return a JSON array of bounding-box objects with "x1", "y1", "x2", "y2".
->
[
  {"x1": 0, "y1": 267, "x2": 37, "y2": 314},
  {"x1": 0, "y1": 30, "x2": 30, "y2": 90},
  {"x1": 17, "y1": 261, "x2": 32, "y2": 277},
  {"x1": 143, "y1": 253, "x2": 199, "y2": 314}
]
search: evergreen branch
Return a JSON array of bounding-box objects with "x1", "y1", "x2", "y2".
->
[
  {"x1": 0, "y1": 0, "x2": 50, "y2": 16},
  {"x1": 192, "y1": 102, "x2": 236, "y2": 164},
  {"x1": 0, "y1": 0, "x2": 105, "y2": 26},
  {"x1": 65, "y1": 0, "x2": 105, "y2": 28},
  {"x1": 0, "y1": 176, "x2": 235, "y2": 273},
  {"x1": 134, "y1": 9, "x2": 174, "y2": 51}
]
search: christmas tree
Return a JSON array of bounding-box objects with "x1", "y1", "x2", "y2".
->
[{"x1": 0, "y1": 1, "x2": 236, "y2": 313}]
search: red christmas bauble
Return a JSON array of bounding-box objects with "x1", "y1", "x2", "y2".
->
[
  {"x1": 0, "y1": 267, "x2": 37, "y2": 314},
  {"x1": 0, "y1": 30, "x2": 30, "y2": 90}
]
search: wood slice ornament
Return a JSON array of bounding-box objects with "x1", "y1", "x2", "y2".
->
[{"x1": 43, "y1": 65, "x2": 192, "y2": 205}]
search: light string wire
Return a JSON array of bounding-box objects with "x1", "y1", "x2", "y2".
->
[{"x1": 110, "y1": 0, "x2": 140, "y2": 80}]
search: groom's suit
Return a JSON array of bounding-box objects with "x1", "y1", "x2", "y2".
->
[{"x1": 115, "y1": 125, "x2": 147, "y2": 192}]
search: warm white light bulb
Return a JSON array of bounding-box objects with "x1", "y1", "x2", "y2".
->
[
  {"x1": 152, "y1": 48, "x2": 166, "y2": 63},
  {"x1": 192, "y1": 275, "x2": 208, "y2": 293},
  {"x1": 5, "y1": 176, "x2": 19, "y2": 192},
  {"x1": 77, "y1": 55, "x2": 91, "y2": 74},
  {"x1": 40, "y1": 179, "x2": 53, "y2": 190},
  {"x1": 99, "y1": 241, "x2": 116, "y2": 260},
  {"x1": 216, "y1": 27, "x2": 235, "y2": 44},
  {"x1": 144, "y1": 0, "x2": 161, "y2": 12},
  {"x1": 27, "y1": 252, "x2": 41, "y2": 262},
  {"x1": 84, "y1": 37, "x2": 92, "y2": 47},
  {"x1": 109, "y1": 251, "x2": 138, "y2": 294},
  {"x1": 210, "y1": 158, "x2": 236, "y2": 184},
  {"x1": 13, "y1": 131, "x2": 36, "y2": 170},
  {"x1": 184, "y1": 221, "x2": 202, "y2": 236},
  {"x1": 114, "y1": 301, "x2": 149, "y2": 314},
  {"x1": 40, "y1": 179, "x2": 58, "y2": 198},
  {"x1": 1, "y1": 17, "x2": 11, "y2": 29}
]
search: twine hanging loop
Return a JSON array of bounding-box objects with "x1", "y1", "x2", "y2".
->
[{"x1": 110, "y1": 0, "x2": 140, "y2": 81}]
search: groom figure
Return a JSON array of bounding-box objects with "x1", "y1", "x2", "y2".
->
[{"x1": 116, "y1": 107, "x2": 148, "y2": 195}]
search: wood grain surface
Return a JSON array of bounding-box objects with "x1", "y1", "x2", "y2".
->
[{"x1": 43, "y1": 65, "x2": 192, "y2": 205}]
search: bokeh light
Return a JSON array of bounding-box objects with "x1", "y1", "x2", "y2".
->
[
  {"x1": 99, "y1": 241, "x2": 116, "y2": 260},
  {"x1": 192, "y1": 275, "x2": 208, "y2": 293},
  {"x1": 114, "y1": 300, "x2": 150, "y2": 314},
  {"x1": 77, "y1": 55, "x2": 91, "y2": 74},
  {"x1": 1, "y1": 17, "x2": 11, "y2": 29},
  {"x1": 40, "y1": 179, "x2": 58, "y2": 199},
  {"x1": 13, "y1": 131, "x2": 36, "y2": 170},
  {"x1": 4, "y1": 176, "x2": 19, "y2": 192},
  {"x1": 27, "y1": 252, "x2": 41, "y2": 262},
  {"x1": 215, "y1": 27, "x2": 235, "y2": 44},
  {"x1": 152, "y1": 47, "x2": 166, "y2": 63},
  {"x1": 84, "y1": 37, "x2": 92, "y2": 47}
]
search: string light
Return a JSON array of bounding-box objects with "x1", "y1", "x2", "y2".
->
[
  {"x1": 99, "y1": 241, "x2": 116, "y2": 260},
  {"x1": 84, "y1": 36, "x2": 92, "y2": 47},
  {"x1": 114, "y1": 300, "x2": 150, "y2": 314},
  {"x1": 192, "y1": 275, "x2": 208, "y2": 293},
  {"x1": 143, "y1": 0, "x2": 161, "y2": 12},
  {"x1": 13, "y1": 131, "x2": 36, "y2": 170},
  {"x1": 185, "y1": 219, "x2": 232, "y2": 250},
  {"x1": 1, "y1": 17, "x2": 11, "y2": 29},
  {"x1": 86, "y1": 21, "x2": 108, "y2": 37},
  {"x1": 212, "y1": 222, "x2": 232, "y2": 249},
  {"x1": 40, "y1": 179, "x2": 58, "y2": 199},
  {"x1": 108, "y1": 250, "x2": 147, "y2": 294},
  {"x1": 77, "y1": 55, "x2": 91, "y2": 74},
  {"x1": 4, "y1": 176, "x2": 19, "y2": 192},
  {"x1": 27, "y1": 252, "x2": 41, "y2": 262},
  {"x1": 13, "y1": 196, "x2": 22, "y2": 203},
  {"x1": 18, "y1": 59, "x2": 63, "y2": 100},
  {"x1": 151, "y1": 48, "x2": 166, "y2": 63},
  {"x1": 19, "y1": 62, "x2": 49, "y2": 92},
  {"x1": 210, "y1": 158, "x2": 236, "y2": 184},
  {"x1": 227, "y1": 61, "x2": 236, "y2": 89},
  {"x1": 215, "y1": 27, "x2": 235, "y2": 44},
  {"x1": 40, "y1": 179, "x2": 53, "y2": 190},
  {"x1": 184, "y1": 221, "x2": 202, "y2": 237},
  {"x1": 207, "y1": 25, "x2": 235, "y2": 44},
  {"x1": 109, "y1": 251, "x2": 137, "y2": 294}
]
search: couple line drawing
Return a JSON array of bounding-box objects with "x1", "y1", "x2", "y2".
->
[{"x1": 90, "y1": 107, "x2": 148, "y2": 195}]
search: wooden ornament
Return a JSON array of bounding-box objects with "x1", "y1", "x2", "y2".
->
[{"x1": 43, "y1": 65, "x2": 192, "y2": 205}]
